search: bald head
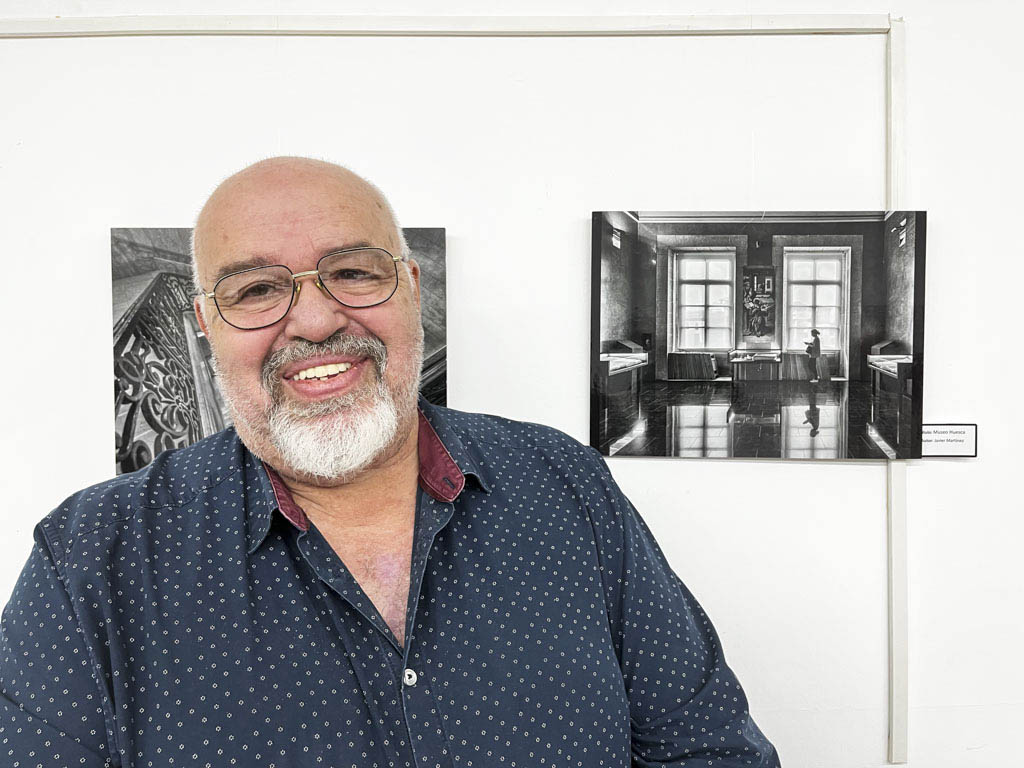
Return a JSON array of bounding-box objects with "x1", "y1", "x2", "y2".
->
[{"x1": 191, "y1": 157, "x2": 408, "y2": 293}]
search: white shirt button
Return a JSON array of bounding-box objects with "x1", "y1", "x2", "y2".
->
[{"x1": 403, "y1": 668, "x2": 418, "y2": 687}]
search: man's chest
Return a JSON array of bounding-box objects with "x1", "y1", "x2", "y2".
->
[{"x1": 324, "y1": 529, "x2": 415, "y2": 645}]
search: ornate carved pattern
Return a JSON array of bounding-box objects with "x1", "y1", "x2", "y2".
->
[{"x1": 113, "y1": 273, "x2": 200, "y2": 473}]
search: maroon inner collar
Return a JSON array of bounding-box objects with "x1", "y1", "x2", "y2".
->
[
  {"x1": 262, "y1": 407, "x2": 466, "y2": 531},
  {"x1": 416, "y1": 408, "x2": 465, "y2": 503},
  {"x1": 262, "y1": 464, "x2": 309, "y2": 531}
]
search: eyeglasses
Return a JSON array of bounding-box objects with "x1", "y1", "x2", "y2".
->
[{"x1": 202, "y1": 247, "x2": 405, "y2": 330}]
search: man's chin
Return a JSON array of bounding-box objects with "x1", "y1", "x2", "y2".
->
[
  {"x1": 222, "y1": 369, "x2": 420, "y2": 485},
  {"x1": 274, "y1": 385, "x2": 373, "y2": 420},
  {"x1": 263, "y1": 392, "x2": 402, "y2": 484}
]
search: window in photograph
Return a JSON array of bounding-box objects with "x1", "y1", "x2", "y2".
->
[
  {"x1": 783, "y1": 251, "x2": 846, "y2": 351},
  {"x1": 676, "y1": 250, "x2": 735, "y2": 350},
  {"x1": 670, "y1": 404, "x2": 730, "y2": 457}
]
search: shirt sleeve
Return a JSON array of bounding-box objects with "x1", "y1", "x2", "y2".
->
[
  {"x1": 584, "y1": 447, "x2": 781, "y2": 767},
  {"x1": 0, "y1": 528, "x2": 116, "y2": 768}
]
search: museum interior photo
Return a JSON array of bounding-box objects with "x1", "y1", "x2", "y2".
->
[{"x1": 591, "y1": 211, "x2": 926, "y2": 460}]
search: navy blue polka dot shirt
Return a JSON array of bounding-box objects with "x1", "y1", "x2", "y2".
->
[{"x1": 1, "y1": 398, "x2": 779, "y2": 767}]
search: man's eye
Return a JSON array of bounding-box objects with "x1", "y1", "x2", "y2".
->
[
  {"x1": 231, "y1": 282, "x2": 289, "y2": 303},
  {"x1": 329, "y1": 269, "x2": 375, "y2": 281},
  {"x1": 240, "y1": 282, "x2": 277, "y2": 298}
]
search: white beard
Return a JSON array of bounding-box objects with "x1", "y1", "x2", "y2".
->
[
  {"x1": 211, "y1": 328, "x2": 423, "y2": 484},
  {"x1": 266, "y1": 375, "x2": 400, "y2": 483}
]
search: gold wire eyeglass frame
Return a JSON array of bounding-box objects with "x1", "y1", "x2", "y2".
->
[{"x1": 200, "y1": 246, "x2": 407, "y2": 330}]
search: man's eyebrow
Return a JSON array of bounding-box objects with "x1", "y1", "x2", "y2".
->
[
  {"x1": 211, "y1": 256, "x2": 278, "y2": 283},
  {"x1": 209, "y1": 242, "x2": 383, "y2": 285}
]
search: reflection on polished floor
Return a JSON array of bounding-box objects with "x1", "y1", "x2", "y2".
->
[{"x1": 600, "y1": 380, "x2": 912, "y2": 459}]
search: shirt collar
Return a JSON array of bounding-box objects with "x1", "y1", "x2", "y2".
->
[
  {"x1": 245, "y1": 397, "x2": 491, "y2": 554},
  {"x1": 416, "y1": 395, "x2": 491, "y2": 499}
]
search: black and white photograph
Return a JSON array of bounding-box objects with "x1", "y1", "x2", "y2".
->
[
  {"x1": 112, "y1": 227, "x2": 447, "y2": 474},
  {"x1": 591, "y1": 211, "x2": 926, "y2": 460}
]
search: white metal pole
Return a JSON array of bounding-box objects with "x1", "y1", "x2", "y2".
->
[{"x1": 885, "y1": 15, "x2": 909, "y2": 765}]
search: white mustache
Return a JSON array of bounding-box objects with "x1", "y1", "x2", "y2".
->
[{"x1": 260, "y1": 332, "x2": 388, "y2": 398}]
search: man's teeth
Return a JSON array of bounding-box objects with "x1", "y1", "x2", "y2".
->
[{"x1": 291, "y1": 362, "x2": 354, "y2": 381}]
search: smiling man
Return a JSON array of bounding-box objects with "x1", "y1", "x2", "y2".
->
[
  {"x1": 0, "y1": 157, "x2": 779, "y2": 767},
  {"x1": 190, "y1": 160, "x2": 429, "y2": 644}
]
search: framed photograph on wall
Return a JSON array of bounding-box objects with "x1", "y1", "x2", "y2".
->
[
  {"x1": 590, "y1": 210, "x2": 926, "y2": 461},
  {"x1": 111, "y1": 227, "x2": 447, "y2": 474}
]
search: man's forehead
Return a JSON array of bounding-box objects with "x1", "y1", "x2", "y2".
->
[
  {"x1": 218, "y1": 203, "x2": 387, "y2": 245},
  {"x1": 196, "y1": 163, "x2": 396, "y2": 268},
  {"x1": 214, "y1": 175, "x2": 386, "y2": 233},
  {"x1": 200, "y1": 207, "x2": 390, "y2": 274}
]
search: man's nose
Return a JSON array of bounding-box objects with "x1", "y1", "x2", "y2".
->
[{"x1": 281, "y1": 274, "x2": 354, "y2": 342}]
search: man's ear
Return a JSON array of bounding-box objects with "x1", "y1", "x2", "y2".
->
[
  {"x1": 407, "y1": 259, "x2": 421, "y2": 307},
  {"x1": 194, "y1": 296, "x2": 212, "y2": 337}
]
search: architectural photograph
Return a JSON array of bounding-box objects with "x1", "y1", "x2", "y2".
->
[
  {"x1": 112, "y1": 227, "x2": 447, "y2": 474},
  {"x1": 591, "y1": 211, "x2": 926, "y2": 460}
]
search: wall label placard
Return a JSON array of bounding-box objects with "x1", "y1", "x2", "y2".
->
[{"x1": 921, "y1": 424, "x2": 977, "y2": 458}]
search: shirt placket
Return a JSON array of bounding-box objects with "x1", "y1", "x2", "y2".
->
[
  {"x1": 291, "y1": 487, "x2": 459, "y2": 768},
  {"x1": 294, "y1": 527, "x2": 412, "y2": 766},
  {"x1": 395, "y1": 488, "x2": 457, "y2": 768}
]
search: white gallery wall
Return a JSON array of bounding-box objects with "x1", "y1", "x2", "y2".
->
[{"x1": 0, "y1": 2, "x2": 1020, "y2": 767}]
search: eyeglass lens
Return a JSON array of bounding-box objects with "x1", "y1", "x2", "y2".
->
[{"x1": 213, "y1": 248, "x2": 398, "y2": 329}]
